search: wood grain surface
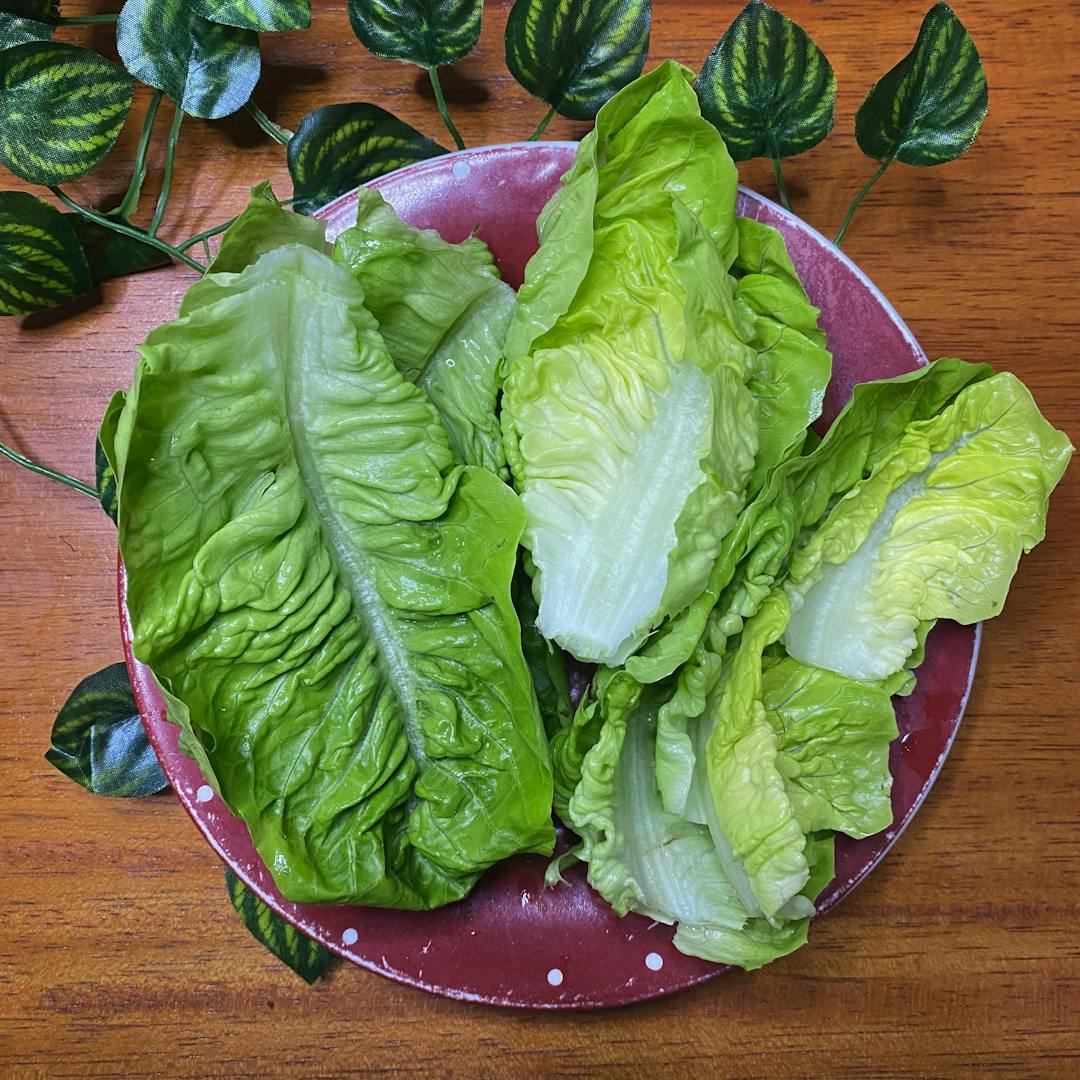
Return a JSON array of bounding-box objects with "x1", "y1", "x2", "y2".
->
[{"x1": 2, "y1": 2, "x2": 1078, "y2": 1076}]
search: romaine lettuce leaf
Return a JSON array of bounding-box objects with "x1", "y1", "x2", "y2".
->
[
  {"x1": 333, "y1": 187, "x2": 515, "y2": 475},
  {"x1": 627, "y1": 357, "x2": 997, "y2": 690},
  {"x1": 564, "y1": 665, "x2": 832, "y2": 970},
  {"x1": 208, "y1": 181, "x2": 328, "y2": 273},
  {"x1": 503, "y1": 66, "x2": 760, "y2": 666},
  {"x1": 112, "y1": 244, "x2": 554, "y2": 909},
  {"x1": 764, "y1": 656, "x2": 897, "y2": 838},
  {"x1": 785, "y1": 371, "x2": 1073, "y2": 680}
]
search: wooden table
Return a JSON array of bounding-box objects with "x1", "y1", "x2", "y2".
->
[{"x1": 3, "y1": 2, "x2": 1078, "y2": 1075}]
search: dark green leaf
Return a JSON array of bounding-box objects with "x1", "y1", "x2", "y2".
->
[
  {"x1": 117, "y1": 0, "x2": 260, "y2": 120},
  {"x1": 697, "y1": 0, "x2": 835, "y2": 162},
  {"x1": 855, "y1": 2, "x2": 987, "y2": 166},
  {"x1": 347, "y1": 0, "x2": 481, "y2": 68},
  {"x1": 95, "y1": 437, "x2": 118, "y2": 522},
  {"x1": 192, "y1": 0, "x2": 310, "y2": 32},
  {"x1": 225, "y1": 869, "x2": 335, "y2": 984},
  {"x1": 287, "y1": 102, "x2": 446, "y2": 215},
  {"x1": 504, "y1": 0, "x2": 650, "y2": 121},
  {"x1": 97, "y1": 389, "x2": 125, "y2": 523},
  {"x1": 515, "y1": 565, "x2": 572, "y2": 741},
  {"x1": 67, "y1": 214, "x2": 172, "y2": 283},
  {"x1": 95, "y1": 391, "x2": 125, "y2": 523},
  {"x1": 0, "y1": 190, "x2": 91, "y2": 315},
  {"x1": 45, "y1": 663, "x2": 169, "y2": 797},
  {"x1": 0, "y1": 41, "x2": 134, "y2": 185},
  {"x1": 1, "y1": 1, "x2": 58, "y2": 48}
]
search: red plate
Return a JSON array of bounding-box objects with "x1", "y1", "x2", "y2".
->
[{"x1": 120, "y1": 143, "x2": 979, "y2": 1009}]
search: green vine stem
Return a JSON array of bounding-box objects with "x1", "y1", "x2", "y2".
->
[
  {"x1": 113, "y1": 89, "x2": 163, "y2": 222},
  {"x1": 245, "y1": 103, "x2": 292, "y2": 146},
  {"x1": 149, "y1": 105, "x2": 183, "y2": 236},
  {"x1": 0, "y1": 442, "x2": 98, "y2": 500},
  {"x1": 834, "y1": 158, "x2": 893, "y2": 247},
  {"x1": 528, "y1": 104, "x2": 557, "y2": 141},
  {"x1": 427, "y1": 67, "x2": 465, "y2": 151},
  {"x1": 177, "y1": 215, "x2": 238, "y2": 253},
  {"x1": 49, "y1": 187, "x2": 207, "y2": 274},
  {"x1": 56, "y1": 13, "x2": 119, "y2": 25},
  {"x1": 771, "y1": 156, "x2": 792, "y2": 213}
]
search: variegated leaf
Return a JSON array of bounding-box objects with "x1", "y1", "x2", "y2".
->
[
  {"x1": 0, "y1": 190, "x2": 91, "y2": 315},
  {"x1": 225, "y1": 869, "x2": 334, "y2": 983},
  {"x1": 45, "y1": 663, "x2": 169, "y2": 798},
  {"x1": 0, "y1": 41, "x2": 134, "y2": 185},
  {"x1": 697, "y1": 1, "x2": 835, "y2": 162},
  {"x1": 1, "y1": 1, "x2": 58, "y2": 48},
  {"x1": 856, "y1": 2, "x2": 987, "y2": 166},
  {"x1": 192, "y1": 0, "x2": 311, "y2": 32},
  {"x1": 287, "y1": 102, "x2": 446, "y2": 215},
  {"x1": 347, "y1": 0, "x2": 482, "y2": 68},
  {"x1": 504, "y1": 0, "x2": 650, "y2": 121},
  {"x1": 117, "y1": 0, "x2": 260, "y2": 120}
]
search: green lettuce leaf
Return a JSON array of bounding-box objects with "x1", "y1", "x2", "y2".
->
[
  {"x1": 208, "y1": 181, "x2": 327, "y2": 273},
  {"x1": 563, "y1": 666, "x2": 829, "y2": 970},
  {"x1": 764, "y1": 656, "x2": 897, "y2": 839},
  {"x1": 503, "y1": 64, "x2": 760, "y2": 665},
  {"x1": 627, "y1": 357, "x2": 997, "y2": 691},
  {"x1": 333, "y1": 187, "x2": 514, "y2": 475},
  {"x1": 785, "y1": 371, "x2": 1073, "y2": 680},
  {"x1": 112, "y1": 243, "x2": 553, "y2": 909},
  {"x1": 731, "y1": 217, "x2": 831, "y2": 493},
  {"x1": 702, "y1": 592, "x2": 810, "y2": 919}
]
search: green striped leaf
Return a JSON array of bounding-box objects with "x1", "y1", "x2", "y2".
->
[
  {"x1": 856, "y1": 2, "x2": 987, "y2": 166},
  {"x1": 192, "y1": 0, "x2": 311, "y2": 32},
  {"x1": 0, "y1": 191, "x2": 91, "y2": 315},
  {"x1": 45, "y1": 663, "x2": 169, "y2": 798},
  {"x1": 504, "y1": 0, "x2": 650, "y2": 121},
  {"x1": 287, "y1": 102, "x2": 446, "y2": 215},
  {"x1": 95, "y1": 391, "x2": 125, "y2": 523},
  {"x1": 67, "y1": 215, "x2": 172, "y2": 284},
  {"x1": 347, "y1": 0, "x2": 481, "y2": 67},
  {"x1": 697, "y1": 1, "x2": 835, "y2": 162},
  {"x1": 1, "y1": 1, "x2": 58, "y2": 49},
  {"x1": 0, "y1": 41, "x2": 134, "y2": 185},
  {"x1": 225, "y1": 869, "x2": 334, "y2": 984},
  {"x1": 117, "y1": 0, "x2": 260, "y2": 120}
]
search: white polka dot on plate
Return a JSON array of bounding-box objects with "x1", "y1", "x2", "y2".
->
[
  {"x1": 195, "y1": 785, "x2": 213, "y2": 803},
  {"x1": 452, "y1": 161, "x2": 471, "y2": 180},
  {"x1": 342, "y1": 927, "x2": 358, "y2": 946},
  {"x1": 645, "y1": 952, "x2": 664, "y2": 971},
  {"x1": 546, "y1": 967, "x2": 564, "y2": 987}
]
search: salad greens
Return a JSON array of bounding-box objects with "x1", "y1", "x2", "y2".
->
[
  {"x1": 97, "y1": 61, "x2": 1068, "y2": 970},
  {"x1": 108, "y1": 235, "x2": 554, "y2": 908},
  {"x1": 502, "y1": 62, "x2": 830, "y2": 668}
]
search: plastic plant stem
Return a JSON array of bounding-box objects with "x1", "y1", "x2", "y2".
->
[
  {"x1": 528, "y1": 104, "x2": 557, "y2": 141},
  {"x1": 771, "y1": 156, "x2": 792, "y2": 212},
  {"x1": 246, "y1": 103, "x2": 292, "y2": 146},
  {"x1": 0, "y1": 442, "x2": 98, "y2": 500},
  {"x1": 49, "y1": 187, "x2": 206, "y2": 273},
  {"x1": 427, "y1": 67, "x2": 465, "y2": 151},
  {"x1": 149, "y1": 105, "x2": 183, "y2": 236},
  {"x1": 834, "y1": 158, "x2": 893, "y2": 247},
  {"x1": 113, "y1": 89, "x2": 164, "y2": 222}
]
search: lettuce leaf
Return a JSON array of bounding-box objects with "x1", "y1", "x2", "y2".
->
[
  {"x1": 334, "y1": 187, "x2": 515, "y2": 475},
  {"x1": 785, "y1": 371, "x2": 1073, "y2": 680},
  {"x1": 503, "y1": 63, "x2": 760, "y2": 665},
  {"x1": 564, "y1": 665, "x2": 835, "y2": 969},
  {"x1": 112, "y1": 244, "x2": 553, "y2": 909},
  {"x1": 764, "y1": 656, "x2": 897, "y2": 839}
]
